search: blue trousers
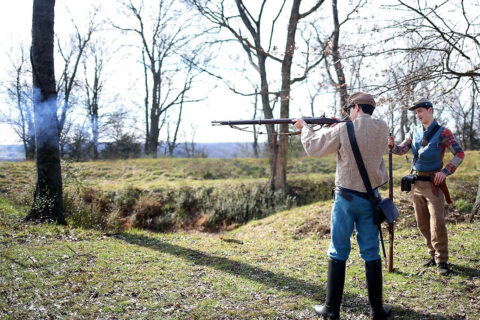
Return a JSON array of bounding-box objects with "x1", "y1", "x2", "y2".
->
[{"x1": 328, "y1": 190, "x2": 380, "y2": 262}]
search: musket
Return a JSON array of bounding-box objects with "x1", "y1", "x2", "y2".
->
[
  {"x1": 211, "y1": 116, "x2": 350, "y2": 126},
  {"x1": 388, "y1": 132, "x2": 394, "y2": 273}
]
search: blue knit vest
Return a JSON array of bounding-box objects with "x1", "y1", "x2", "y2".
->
[{"x1": 411, "y1": 120, "x2": 443, "y2": 172}]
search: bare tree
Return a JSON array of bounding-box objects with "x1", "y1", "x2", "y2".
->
[
  {"x1": 101, "y1": 109, "x2": 142, "y2": 159},
  {"x1": 472, "y1": 174, "x2": 480, "y2": 221},
  {"x1": 315, "y1": 0, "x2": 367, "y2": 115},
  {"x1": 27, "y1": 0, "x2": 64, "y2": 224},
  {"x1": 381, "y1": 0, "x2": 479, "y2": 91},
  {"x1": 320, "y1": 0, "x2": 365, "y2": 111},
  {"x1": 182, "y1": 124, "x2": 206, "y2": 158},
  {"x1": 185, "y1": 0, "x2": 326, "y2": 191},
  {"x1": 445, "y1": 87, "x2": 479, "y2": 151},
  {"x1": 2, "y1": 46, "x2": 35, "y2": 160},
  {"x1": 56, "y1": 7, "x2": 98, "y2": 147},
  {"x1": 468, "y1": 86, "x2": 480, "y2": 149},
  {"x1": 163, "y1": 51, "x2": 208, "y2": 157},
  {"x1": 376, "y1": 53, "x2": 432, "y2": 140},
  {"x1": 64, "y1": 123, "x2": 92, "y2": 161},
  {"x1": 473, "y1": 85, "x2": 480, "y2": 219},
  {"x1": 251, "y1": 86, "x2": 261, "y2": 158},
  {"x1": 115, "y1": 0, "x2": 201, "y2": 157},
  {"x1": 164, "y1": 79, "x2": 189, "y2": 157},
  {"x1": 83, "y1": 38, "x2": 108, "y2": 159}
]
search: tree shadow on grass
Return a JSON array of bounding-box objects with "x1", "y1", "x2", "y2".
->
[{"x1": 116, "y1": 232, "x2": 453, "y2": 320}]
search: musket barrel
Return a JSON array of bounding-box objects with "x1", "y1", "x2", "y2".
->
[
  {"x1": 211, "y1": 117, "x2": 347, "y2": 126},
  {"x1": 211, "y1": 118, "x2": 294, "y2": 125}
]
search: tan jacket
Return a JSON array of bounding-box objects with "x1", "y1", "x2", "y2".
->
[{"x1": 301, "y1": 113, "x2": 389, "y2": 193}]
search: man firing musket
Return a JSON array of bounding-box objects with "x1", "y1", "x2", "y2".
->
[
  {"x1": 212, "y1": 92, "x2": 396, "y2": 319},
  {"x1": 293, "y1": 92, "x2": 393, "y2": 319}
]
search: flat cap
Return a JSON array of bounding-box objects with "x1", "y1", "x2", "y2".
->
[
  {"x1": 347, "y1": 92, "x2": 376, "y2": 107},
  {"x1": 409, "y1": 98, "x2": 433, "y2": 111}
]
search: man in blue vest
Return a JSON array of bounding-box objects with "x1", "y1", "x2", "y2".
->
[
  {"x1": 388, "y1": 98, "x2": 465, "y2": 276},
  {"x1": 294, "y1": 92, "x2": 391, "y2": 319}
]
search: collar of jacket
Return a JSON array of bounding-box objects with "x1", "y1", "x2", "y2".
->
[
  {"x1": 355, "y1": 113, "x2": 372, "y2": 120},
  {"x1": 422, "y1": 119, "x2": 439, "y2": 133}
]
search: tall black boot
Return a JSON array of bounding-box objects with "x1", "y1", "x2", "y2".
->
[
  {"x1": 365, "y1": 259, "x2": 392, "y2": 320},
  {"x1": 314, "y1": 258, "x2": 346, "y2": 319}
]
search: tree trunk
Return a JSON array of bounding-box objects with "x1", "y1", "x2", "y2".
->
[
  {"x1": 85, "y1": 54, "x2": 102, "y2": 160},
  {"x1": 13, "y1": 58, "x2": 36, "y2": 161},
  {"x1": 91, "y1": 115, "x2": 99, "y2": 159},
  {"x1": 27, "y1": 0, "x2": 65, "y2": 224},
  {"x1": 471, "y1": 174, "x2": 480, "y2": 222},
  {"x1": 147, "y1": 71, "x2": 161, "y2": 157},
  {"x1": 400, "y1": 104, "x2": 408, "y2": 141},
  {"x1": 142, "y1": 49, "x2": 150, "y2": 155},
  {"x1": 469, "y1": 87, "x2": 476, "y2": 150},
  {"x1": 26, "y1": 115, "x2": 36, "y2": 160},
  {"x1": 148, "y1": 108, "x2": 160, "y2": 157},
  {"x1": 257, "y1": 55, "x2": 277, "y2": 189},
  {"x1": 274, "y1": 0, "x2": 302, "y2": 191},
  {"x1": 252, "y1": 88, "x2": 259, "y2": 158},
  {"x1": 331, "y1": 0, "x2": 349, "y2": 110}
]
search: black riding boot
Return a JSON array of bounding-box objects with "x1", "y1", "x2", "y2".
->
[
  {"x1": 314, "y1": 258, "x2": 346, "y2": 319},
  {"x1": 365, "y1": 259, "x2": 392, "y2": 320}
]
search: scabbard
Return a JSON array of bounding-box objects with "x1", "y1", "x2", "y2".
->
[
  {"x1": 439, "y1": 181, "x2": 452, "y2": 204},
  {"x1": 417, "y1": 174, "x2": 452, "y2": 204},
  {"x1": 416, "y1": 172, "x2": 452, "y2": 204}
]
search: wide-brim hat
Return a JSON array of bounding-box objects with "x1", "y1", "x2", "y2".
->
[
  {"x1": 347, "y1": 92, "x2": 376, "y2": 107},
  {"x1": 409, "y1": 98, "x2": 433, "y2": 111}
]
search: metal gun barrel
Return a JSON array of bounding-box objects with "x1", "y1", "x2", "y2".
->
[{"x1": 211, "y1": 117, "x2": 348, "y2": 126}]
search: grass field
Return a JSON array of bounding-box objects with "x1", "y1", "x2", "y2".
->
[{"x1": 1, "y1": 152, "x2": 479, "y2": 319}]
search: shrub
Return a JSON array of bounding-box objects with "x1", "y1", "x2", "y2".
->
[
  {"x1": 64, "y1": 193, "x2": 101, "y2": 229},
  {"x1": 101, "y1": 134, "x2": 141, "y2": 160},
  {"x1": 456, "y1": 199, "x2": 474, "y2": 214},
  {"x1": 131, "y1": 194, "x2": 172, "y2": 231},
  {"x1": 202, "y1": 184, "x2": 296, "y2": 229},
  {"x1": 289, "y1": 177, "x2": 334, "y2": 205}
]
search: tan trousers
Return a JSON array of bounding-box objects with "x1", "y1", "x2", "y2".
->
[{"x1": 412, "y1": 180, "x2": 448, "y2": 263}]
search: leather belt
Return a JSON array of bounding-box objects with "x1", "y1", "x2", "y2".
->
[
  {"x1": 415, "y1": 176, "x2": 431, "y2": 181},
  {"x1": 414, "y1": 171, "x2": 452, "y2": 204},
  {"x1": 334, "y1": 186, "x2": 378, "y2": 202}
]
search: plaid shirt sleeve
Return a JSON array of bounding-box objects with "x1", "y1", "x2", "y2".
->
[
  {"x1": 438, "y1": 128, "x2": 465, "y2": 175},
  {"x1": 392, "y1": 128, "x2": 413, "y2": 155}
]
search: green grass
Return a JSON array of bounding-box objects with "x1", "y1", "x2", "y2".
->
[
  {"x1": 0, "y1": 156, "x2": 339, "y2": 193},
  {"x1": 1, "y1": 153, "x2": 479, "y2": 318},
  {"x1": 0, "y1": 157, "x2": 340, "y2": 232},
  {"x1": 1, "y1": 192, "x2": 480, "y2": 319}
]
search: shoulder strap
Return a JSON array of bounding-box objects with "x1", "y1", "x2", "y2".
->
[
  {"x1": 411, "y1": 124, "x2": 442, "y2": 171},
  {"x1": 347, "y1": 122, "x2": 387, "y2": 258},
  {"x1": 424, "y1": 124, "x2": 441, "y2": 142},
  {"x1": 346, "y1": 122, "x2": 377, "y2": 204}
]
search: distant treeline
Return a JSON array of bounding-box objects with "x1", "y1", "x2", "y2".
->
[{"x1": 0, "y1": 142, "x2": 269, "y2": 161}]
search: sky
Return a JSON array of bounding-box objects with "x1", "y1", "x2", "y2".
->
[
  {"x1": 1, "y1": 0, "x2": 422, "y2": 146},
  {"x1": 0, "y1": 0, "x2": 279, "y2": 145},
  {"x1": 1, "y1": 0, "x2": 357, "y2": 146}
]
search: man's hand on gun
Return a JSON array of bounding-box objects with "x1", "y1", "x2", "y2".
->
[
  {"x1": 293, "y1": 117, "x2": 340, "y2": 130},
  {"x1": 388, "y1": 136, "x2": 395, "y2": 149},
  {"x1": 293, "y1": 119, "x2": 307, "y2": 130}
]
